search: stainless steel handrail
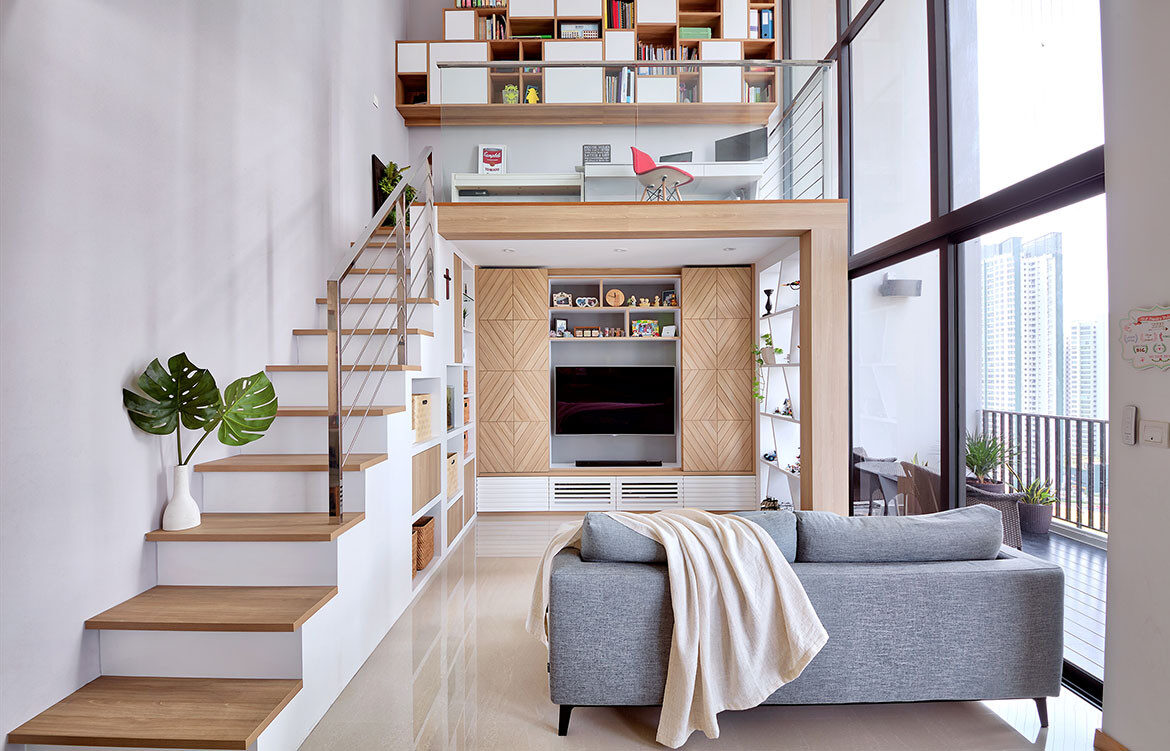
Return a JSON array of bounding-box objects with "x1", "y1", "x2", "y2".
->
[
  {"x1": 436, "y1": 59, "x2": 833, "y2": 70},
  {"x1": 326, "y1": 147, "x2": 434, "y2": 522}
]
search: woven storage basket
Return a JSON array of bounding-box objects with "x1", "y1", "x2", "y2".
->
[
  {"x1": 412, "y1": 394, "x2": 433, "y2": 442},
  {"x1": 446, "y1": 453, "x2": 461, "y2": 498},
  {"x1": 411, "y1": 527, "x2": 419, "y2": 572},
  {"x1": 413, "y1": 516, "x2": 435, "y2": 571}
]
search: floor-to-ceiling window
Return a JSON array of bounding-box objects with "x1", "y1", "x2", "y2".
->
[{"x1": 806, "y1": 0, "x2": 1107, "y2": 702}]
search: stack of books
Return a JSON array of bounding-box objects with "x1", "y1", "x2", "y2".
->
[
  {"x1": 637, "y1": 43, "x2": 677, "y2": 76},
  {"x1": 457, "y1": 0, "x2": 506, "y2": 7},
  {"x1": 746, "y1": 83, "x2": 774, "y2": 102},
  {"x1": 680, "y1": 46, "x2": 700, "y2": 73},
  {"x1": 605, "y1": 67, "x2": 635, "y2": 103},
  {"x1": 679, "y1": 27, "x2": 713, "y2": 40},
  {"x1": 749, "y1": 8, "x2": 776, "y2": 39},
  {"x1": 606, "y1": 1, "x2": 635, "y2": 30},
  {"x1": 478, "y1": 14, "x2": 506, "y2": 40}
]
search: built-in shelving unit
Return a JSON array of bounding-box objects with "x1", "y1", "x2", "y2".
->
[
  {"x1": 756, "y1": 249, "x2": 801, "y2": 508},
  {"x1": 395, "y1": 0, "x2": 783, "y2": 126},
  {"x1": 548, "y1": 273, "x2": 681, "y2": 340}
]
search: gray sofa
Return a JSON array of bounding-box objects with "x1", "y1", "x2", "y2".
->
[{"x1": 547, "y1": 506, "x2": 1064, "y2": 735}]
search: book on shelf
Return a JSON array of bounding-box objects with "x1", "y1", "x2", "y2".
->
[
  {"x1": 679, "y1": 27, "x2": 713, "y2": 39},
  {"x1": 636, "y1": 42, "x2": 677, "y2": 76},
  {"x1": 457, "y1": 0, "x2": 506, "y2": 7},
  {"x1": 678, "y1": 80, "x2": 698, "y2": 103},
  {"x1": 762, "y1": 9, "x2": 775, "y2": 39},
  {"x1": 746, "y1": 83, "x2": 773, "y2": 103},
  {"x1": 605, "y1": 66, "x2": 635, "y2": 104},
  {"x1": 478, "y1": 14, "x2": 506, "y2": 40},
  {"x1": 680, "y1": 45, "x2": 699, "y2": 73},
  {"x1": 606, "y1": 0, "x2": 635, "y2": 30}
]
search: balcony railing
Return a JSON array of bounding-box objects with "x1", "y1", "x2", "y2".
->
[{"x1": 981, "y1": 408, "x2": 1109, "y2": 534}]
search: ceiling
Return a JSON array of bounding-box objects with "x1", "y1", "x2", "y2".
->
[{"x1": 450, "y1": 236, "x2": 798, "y2": 268}]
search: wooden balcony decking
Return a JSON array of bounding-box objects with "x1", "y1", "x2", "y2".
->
[{"x1": 1023, "y1": 531, "x2": 1106, "y2": 681}]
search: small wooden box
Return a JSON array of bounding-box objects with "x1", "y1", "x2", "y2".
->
[
  {"x1": 412, "y1": 394, "x2": 433, "y2": 442},
  {"x1": 412, "y1": 517, "x2": 435, "y2": 571},
  {"x1": 446, "y1": 453, "x2": 461, "y2": 498},
  {"x1": 463, "y1": 397, "x2": 470, "y2": 423},
  {"x1": 463, "y1": 369, "x2": 469, "y2": 392}
]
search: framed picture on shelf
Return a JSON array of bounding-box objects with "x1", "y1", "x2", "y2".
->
[
  {"x1": 477, "y1": 144, "x2": 507, "y2": 174},
  {"x1": 661, "y1": 325, "x2": 677, "y2": 338},
  {"x1": 631, "y1": 319, "x2": 659, "y2": 337},
  {"x1": 553, "y1": 318, "x2": 568, "y2": 336},
  {"x1": 551, "y1": 291, "x2": 572, "y2": 307},
  {"x1": 662, "y1": 289, "x2": 678, "y2": 307}
]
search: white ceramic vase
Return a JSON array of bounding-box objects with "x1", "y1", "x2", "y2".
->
[
  {"x1": 760, "y1": 346, "x2": 778, "y2": 365},
  {"x1": 162, "y1": 464, "x2": 201, "y2": 531}
]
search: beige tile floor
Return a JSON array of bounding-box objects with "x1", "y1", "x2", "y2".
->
[{"x1": 301, "y1": 515, "x2": 1103, "y2": 750}]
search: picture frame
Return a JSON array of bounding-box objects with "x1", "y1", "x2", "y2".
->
[
  {"x1": 662, "y1": 289, "x2": 679, "y2": 307},
  {"x1": 551, "y1": 291, "x2": 572, "y2": 307},
  {"x1": 661, "y1": 325, "x2": 677, "y2": 338},
  {"x1": 631, "y1": 319, "x2": 659, "y2": 337},
  {"x1": 574, "y1": 296, "x2": 599, "y2": 308},
  {"x1": 477, "y1": 144, "x2": 507, "y2": 174},
  {"x1": 553, "y1": 318, "x2": 568, "y2": 336}
]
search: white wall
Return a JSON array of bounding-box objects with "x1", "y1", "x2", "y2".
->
[
  {"x1": 0, "y1": 0, "x2": 409, "y2": 744},
  {"x1": 1099, "y1": 1, "x2": 1170, "y2": 748}
]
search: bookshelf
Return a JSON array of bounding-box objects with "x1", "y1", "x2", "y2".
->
[{"x1": 395, "y1": 0, "x2": 782, "y2": 126}]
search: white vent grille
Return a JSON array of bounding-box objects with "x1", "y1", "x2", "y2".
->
[
  {"x1": 683, "y1": 476, "x2": 758, "y2": 510},
  {"x1": 617, "y1": 477, "x2": 684, "y2": 510},
  {"x1": 549, "y1": 477, "x2": 616, "y2": 511},
  {"x1": 476, "y1": 477, "x2": 549, "y2": 512}
]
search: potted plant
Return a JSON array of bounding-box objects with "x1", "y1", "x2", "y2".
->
[
  {"x1": 751, "y1": 334, "x2": 783, "y2": 402},
  {"x1": 378, "y1": 160, "x2": 416, "y2": 228},
  {"x1": 122, "y1": 353, "x2": 278, "y2": 530},
  {"x1": 1008, "y1": 467, "x2": 1057, "y2": 534},
  {"x1": 964, "y1": 431, "x2": 1012, "y2": 493}
]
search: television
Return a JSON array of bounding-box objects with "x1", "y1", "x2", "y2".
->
[{"x1": 554, "y1": 366, "x2": 675, "y2": 436}]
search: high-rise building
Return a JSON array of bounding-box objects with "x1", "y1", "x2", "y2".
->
[
  {"x1": 981, "y1": 232, "x2": 1065, "y2": 414},
  {"x1": 1066, "y1": 320, "x2": 1102, "y2": 418}
]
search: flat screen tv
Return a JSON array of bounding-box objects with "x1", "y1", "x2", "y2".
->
[{"x1": 554, "y1": 366, "x2": 675, "y2": 436}]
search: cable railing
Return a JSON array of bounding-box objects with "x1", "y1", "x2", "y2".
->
[
  {"x1": 325, "y1": 148, "x2": 435, "y2": 521},
  {"x1": 981, "y1": 408, "x2": 1109, "y2": 534},
  {"x1": 435, "y1": 59, "x2": 835, "y2": 203}
]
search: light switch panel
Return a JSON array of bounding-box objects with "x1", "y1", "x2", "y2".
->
[{"x1": 1139, "y1": 419, "x2": 1169, "y2": 448}]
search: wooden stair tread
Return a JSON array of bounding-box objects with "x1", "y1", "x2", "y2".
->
[
  {"x1": 315, "y1": 296, "x2": 440, "y2": 306},
  {"x1": 346, "y1": 267, "x2": 411, "y2": 274},
  {"x1": 267, "y1": 363, "x2": 421, "y2": 372},
  {"x1": 146, "y1": 512, "x2": 365, "y2": 542},
  {"x1": 194, "y1": 453, "x2": 387, "y2": 472},
  {"x1": 291, "y1": 327, "x2": 434, "y2": 337},
  {"x1": 276, "y1": 405, "x2": 406, "y2": 417},
  {"x1": 85, "y1": 585, "x2": 337, "y2": 632},
  {"x1": 6, "y1": 675, "x2": 301, "y2": 749}
]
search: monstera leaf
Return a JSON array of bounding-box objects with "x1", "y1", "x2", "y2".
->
[
  {"x1": 216, "y1": 372, "x2": 279, "y2": 446},
  {"x1": 122, "y1": 353, "x2": 221, "y2": 435}
]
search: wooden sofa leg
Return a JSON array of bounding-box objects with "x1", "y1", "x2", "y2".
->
[
  {"x1": 558, "y1": 705, "x2": 574, "y2": 736},
  {"x1": 1034, "y1": 697, "x2": 1049, "y2": 728}
]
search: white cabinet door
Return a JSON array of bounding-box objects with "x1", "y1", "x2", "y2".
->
[
  {"x1": 397, "y1": 42, "x2": 428, "y2": 74},
  {"x1": 617, "y1": 477, "x2": 684, "y2": 511},
  {"x1": 557, "y1": 0, "x2": 601, "y2": 16},
  {"x1": 636, "y1": 76, "x2": 677, "y2": 103},
  {"x1": 604, "y1": 30, "x2": 636, "y2": 61},
  {"x1": 636, "y1": 0, "x2": 677, "y2": 24},
  {"x1": 510, "y1": 0, "x2": 555, "y2": 17},
  {"x1": 476, "y1": 476, "x2": 549, "y2": 511},
  {"x1": 444, "y1": 10, "x2": 477, "y2": 41},
  {"x1": 683, "y1": 476, "x2": 758, "y2": 511},
  {"x1": 722, "y1": 0, "x2": 749, "y2": 40},
  {"x1": 544, "y1": 40, "x2": 604, "y2": 104},
  {"x1": 700, "y1": 41, "x2": 743, "y2": 103},
  {"x1": 429, "y1": 42, "x2": 489, "y2": 105}
]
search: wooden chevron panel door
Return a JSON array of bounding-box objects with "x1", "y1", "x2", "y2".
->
[{"x1": 477, "y1": 268, "x2": 513, "y2": 320}]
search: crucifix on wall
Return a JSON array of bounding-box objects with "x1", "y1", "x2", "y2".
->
[{"x1": 443, "y1": 268, "x2": 452, "y2": 300}]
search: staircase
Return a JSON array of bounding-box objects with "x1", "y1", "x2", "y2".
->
[{"x1": 8, "y1": 151, "x2": 448, "y2": 750}]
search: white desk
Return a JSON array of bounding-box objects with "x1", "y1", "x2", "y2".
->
[
  {"x1": 579, "y1": 161, "x2": 767, "y2": 201},
  {"x1": 450, "y1": 173, "x2": 583, "y2": 202}
]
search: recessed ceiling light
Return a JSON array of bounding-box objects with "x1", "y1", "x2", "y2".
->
[
  {"x1": 502, "y1": 247, "x2": 516, "y2": 254},
  {"x1": 613, "y1": 247, "x2": 628, "y2": 253},
  {"x1": 723, "y1": 247, "x2": 736, "y2": 253}
]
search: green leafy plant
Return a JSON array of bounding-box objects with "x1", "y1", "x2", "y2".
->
[
  {"x1": 1006, "y1": 466, "x2": 1056, "y2": 505},
  {"x1": 751, "y1": 333, "x2": 783, "y2": 402},
  {"x1": 122, "y1": 353, "x2": 278, "y2": 465},
  {"x1": 378, "y1": 161, "x2": 416, "y2": 227},
  {"x1": 964, "y1": 431, "x2": 1014, "y2": 483}
]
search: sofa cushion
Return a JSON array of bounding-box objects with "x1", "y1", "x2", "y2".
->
[
  {"x1": 580, "y1": 510, "x2": 797, "y2": 564},
  {"x1": 795, "y1": 505, "x2": 1003, "y2": 563}
]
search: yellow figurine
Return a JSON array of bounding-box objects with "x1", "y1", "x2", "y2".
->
[
  {"x1": 653, "y1": 295, "x2": 661, "y2": 307},
  {"x1": 525, "y1": 86, "x2": 540, "y2": 104},
  {"x1": 638, "y1": 297, "x2": 650, "y2": 307}
]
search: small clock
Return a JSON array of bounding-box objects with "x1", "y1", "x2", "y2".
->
[{"x1": 604, "y1": 288, "x2": 625, "y2": 307}]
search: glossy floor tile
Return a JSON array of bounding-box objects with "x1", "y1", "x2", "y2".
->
[{"x1": 301, "y1": 515, "x2": 1102, "y2": 750}]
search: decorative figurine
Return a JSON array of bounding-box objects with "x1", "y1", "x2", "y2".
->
[
  {"x1": 638, "y1": 297, "x2": 650, "y2": 307},
  {"x1": 763, "y1": 288, "x2": 774, "y2": 315},
  {"x1": 525, "y1": 86, "x2": 540, "y2": 104},
  {"x1": 760, "y1": 497, "x2": 781, "y2": 511},
  {"x1": 653, "y1": 295, "x2": 661, "y2": 307},
  {"x1": 502, "y1": 84, "x2": 520, "y2": 104},
  {"x1": 779, "y1": 398, "x2": 794, "y2": 417},
  {"x1": 627, "y1": 295, "x2": 637, "y2": 307},
  {"x1": 663, "y1": 290, "x2": 678, "y2": 306},
  {"x1": 762, "y1": 450, "x2": 777, "y2": 462}
]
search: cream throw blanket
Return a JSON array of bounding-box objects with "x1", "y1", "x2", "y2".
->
[{"x1": 526, "y1": 509, "x2": 828, "y2": 748}]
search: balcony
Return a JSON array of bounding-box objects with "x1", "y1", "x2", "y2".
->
[{"x1": 431, "y1": 60, "x2": 835, "y2": 204}]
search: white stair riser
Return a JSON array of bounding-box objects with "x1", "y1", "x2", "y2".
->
[
  {"x1": 319, "y1": 301, "x2": 436, "y2": 331},
  {"x1": 341, "y1": 273, "x2": 412, "y2": 298},
  {"x1": 267, "y1": 369, "x2": 406, "y2": 404},
  {"x1": 157, "y1": 541, "x2": 338, "y2": 586},
  {"x1": 98, "y1": 631, "x2": 302, "y2": 679},
  {"x1": 255, "y1": 415, "x2": 389, "y2": 454},
  {"x1": 199, "y1": 471, "x2": 367, "y2": 513},
  {"x1": 295, "y1": 332, "x2": 427, "y2": 366}
]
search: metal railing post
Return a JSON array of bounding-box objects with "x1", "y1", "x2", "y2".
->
[
  {"x1": 326, "y1": 279, "x2": 344, "y2": 522},
  {"x1": 396, "y1": 196, "x2": 408, "y2": 366}
]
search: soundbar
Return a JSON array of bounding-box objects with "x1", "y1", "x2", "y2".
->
[{"x1": 575, "y1": 460, "x2": 663, "y2": 467}]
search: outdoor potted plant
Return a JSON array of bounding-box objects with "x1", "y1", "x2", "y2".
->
[
  {"x1": 1008, "y1": 467, "x2": 1057, "y2": 534},
  {"x1": 122, "y1": 353, "x2": 278, "y2": 530},
  {"x1": 378, "y1": 160, "x2": 416, "y2": 228},
  {"x1": 964, "y1": 431, "x2": 1012, "y2": 493},
  {"x1": 751, "y1": 333, "x2": 783, "y2": 402}
]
